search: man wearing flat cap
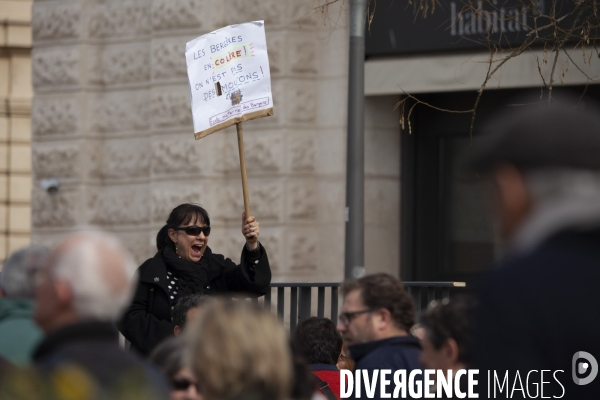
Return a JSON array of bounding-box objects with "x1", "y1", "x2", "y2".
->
[{"x1": 470, "y1": 96, "x2": 600, "y2": 399}]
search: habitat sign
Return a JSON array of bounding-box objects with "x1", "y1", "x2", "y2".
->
[{"x1": 365, "y1": 0, "x2": 575, "y2": 56}]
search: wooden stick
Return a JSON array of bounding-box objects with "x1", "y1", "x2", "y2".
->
[{"x1": 236, "y1": 122, "x2": 251, "y2": 218}]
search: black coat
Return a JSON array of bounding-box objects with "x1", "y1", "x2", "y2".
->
[
  {"x1": 118, "y1": 244, "x2": 271, "y2": 356},
  {"x1": 474, "y1": 229, "x2": 600, "y2": 399},
  {"x1": 32, "y1": 320, "x2": 167, "y2": 396}
]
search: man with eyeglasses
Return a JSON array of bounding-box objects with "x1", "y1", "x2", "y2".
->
[{"x1": 337, "y1": 273, "x2": 422, "y2": 399}]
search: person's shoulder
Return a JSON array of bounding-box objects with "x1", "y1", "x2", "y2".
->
[
  {"x1": 361, "y1": 337, "x2": 421, "y2": 368},
  {"x1": 480, "y1": 240, "x2": 554, "y2": 288},
  {"x1": 38, "y1": 341, "x2": 168, "y2": 393},
  {"x1": 355, "y1": 349, "x2": 394, "y2": 370},
  {"x1": 207, "y1": 249, "x2": 225, "y2": 262},
  {"x1": 481, "y1": 233, "x2": 583, "y2": 295},
  {"x1": 497, "y1": 230, "x2": 600, "y2": 277},
  {"x1": 312, "y1": 369, "x2": 341, "y2": 388},
  {"x1": 481, "y1": 230, "x2": 600, "y2": 319},
  {"x1": 206, "y1": 248, "x2": 235, "y2": 266},
  {"x1": 137, "y1": 253, "x2": 166, "y2": 277}
]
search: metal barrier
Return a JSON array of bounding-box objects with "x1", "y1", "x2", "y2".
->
[
  {"x1": 259, "y1": 283, "x2": 340, "y2": 332},
  {"x1": 254, "y1": 281, "x2": 466, "y2": 331},
  {"x1": 119, "y1": 281, "x2": 466, "y2": 349}
]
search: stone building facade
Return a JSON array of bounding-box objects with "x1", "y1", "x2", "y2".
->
[
  {"x1": 30, "y1": 0, "x2": 402, "y2": 281},
  {"x1": 1, "y1": 0, "x2": 33, "y2": 264}
]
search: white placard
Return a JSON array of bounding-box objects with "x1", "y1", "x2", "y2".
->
[{"x1": 185, "y1": 21, "x2": 273, "y2": 139}]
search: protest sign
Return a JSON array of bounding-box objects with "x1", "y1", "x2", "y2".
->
[{"x1": 185, "y1": 21, "x2": 273, "y2": 140}]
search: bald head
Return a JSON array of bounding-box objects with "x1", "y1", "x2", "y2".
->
[
  {"x1": 34, "y1": 231, "x2": 137, "y2": 333},
  {"x1": 55, "y1": 233, "x2": 132, "y2": 295}
]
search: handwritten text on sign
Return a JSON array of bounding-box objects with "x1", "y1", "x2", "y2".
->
[{"x1": 185, "y1": 21, "x2": 273, "y2": 139}]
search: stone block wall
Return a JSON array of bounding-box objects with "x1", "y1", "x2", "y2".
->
[
  {"x1": 31, "y1": 0, "x2": 401, "y2": 280},
  {"x1": 364, "y1": 95, "x2": 401, "y2": 274}
]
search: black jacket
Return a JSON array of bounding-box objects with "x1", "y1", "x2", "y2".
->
[
  {"x1": 474, "y1": 229, "x2": 600, "y2": 399},
  {"x1": 32, "y1": 320, "x2": 166, "y2": 396},
  {"x1": 118, "y1": 244, "x2": 271, "y2": 356},
  {"x1": 349, "y1": 336, "x2": 422, "y2": 400}
]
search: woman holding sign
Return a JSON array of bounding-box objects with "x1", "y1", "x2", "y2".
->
[{"x1": 118, "y1": 203, "x2": 271, "y2": 355}]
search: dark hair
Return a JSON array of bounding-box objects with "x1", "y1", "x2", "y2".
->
[
  {"x1": 149, "y1": 336, "x2": 187, "y2": 379},
  {"x1": 419, "y1": 295, "x2": 476, "y2": 365},
  {"x1": 340, "y1": 342, "x2": 355, "y2": 371},
  {"x1": 292, "y1": 317, "x2": 342, "y2": 365},
  {"x1": 341, "y1": 273, "x2": 416, "y2": 331},
  {"x1": 171, "y1": 294, "x2": 210, "y2": 329},
  {"x1": 289, "y1": 342, "x2": 317, "y2": 400},
  {"x1": 156, "y1": 203, "x2": 211, "y2": 250}
]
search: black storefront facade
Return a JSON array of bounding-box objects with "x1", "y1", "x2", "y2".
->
[{"x1": 364, "y1": 0, "x2": 600, "y2": 286}]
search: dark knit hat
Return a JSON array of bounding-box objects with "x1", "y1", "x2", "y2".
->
[{"x1": 469, "y1": 96, "x2": 600, "y2": 172}]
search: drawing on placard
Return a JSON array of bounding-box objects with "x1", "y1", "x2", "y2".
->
[{"x1": 185, "y1": 21, "x2": 273, "y2": 140}]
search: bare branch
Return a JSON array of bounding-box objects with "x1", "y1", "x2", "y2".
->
[
  {"x1": 311, "y1": 0, "x2": 600, "y2": 136},
  {"x1": 562, "y1": 47, "x2": 600, "y2": 82},
  {"x1": 536, "y1": 55, "x2": 550, "y2": 89},
  {"x1": 548, "y1": 49, "x2": 561, "y2": 102},
  {"x1": 312, "y1": 0, "x2": 345, "y2": 13},
  {"x1": 395, "y1": 90, "x2": 474, "y2": 114}
]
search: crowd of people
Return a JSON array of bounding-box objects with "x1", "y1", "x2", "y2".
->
[
  {"x1": 1, "y1": 97, "x2": 600, "y2": 399},
  {"x1": 0, "y1": 230, "x2": 464, "y2": 400}
]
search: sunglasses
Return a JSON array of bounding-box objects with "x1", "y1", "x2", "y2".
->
[
  {"x1": 171, "y1": 378, "x2": 196, "y2": 391},
  {"x1": 174, "y1": 225, "x2": 211, "y2": 237},
  {"x1": 338, "y1": 309, "x2": 374, "y2": 326}
]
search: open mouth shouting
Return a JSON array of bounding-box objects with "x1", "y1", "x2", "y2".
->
[{"x1": 189, "y1": 242, "x2": 205, "y2": 260}]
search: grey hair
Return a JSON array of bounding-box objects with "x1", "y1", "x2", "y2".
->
[
  {"x1": 524, "y1": 168, "x2": 600, "y2": 204},
  {"x1": 514, "y1": 168, "x2": 600, "y2": 252},
  {"x1": 51, "y1": 230, "x2": 138, "y2": 321},
  {"x1": 1, "y1": 246, "x2": 50, "y2": 298}
]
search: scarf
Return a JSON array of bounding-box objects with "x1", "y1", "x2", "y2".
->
[{"x1": 161, "y1": 245, "x2": 213, "y2": 297}]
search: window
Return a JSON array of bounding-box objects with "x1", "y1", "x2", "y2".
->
[{"x1": 401, "y1": 91, "x2": 506, "y2": 284}]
